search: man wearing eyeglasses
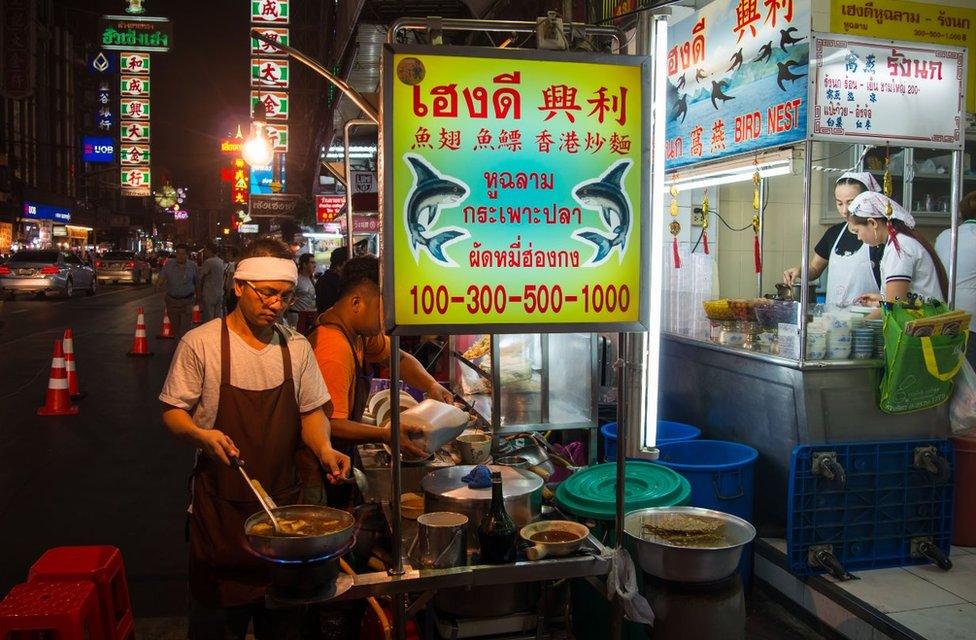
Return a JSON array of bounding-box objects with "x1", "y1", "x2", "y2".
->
[{"x1": 159, "y1": 237, "x2": 350, "y2": 638}]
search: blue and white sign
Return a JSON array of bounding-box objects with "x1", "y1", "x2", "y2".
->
[
  {"x1": 88, "y1": 51, "x2": 118, "y2": 75},
  {"x1": 82, "y1": 136, "x2": 116, "y2": 163},
  {"x1": 23, "y1": 201, "x2": 71, "y2": 223},
  {"x1": 249, "y1": 160, "x2": 286, "y2": 195},
  {"x1": 665, "y1": 0, "x2": 810, "y2": 170}
]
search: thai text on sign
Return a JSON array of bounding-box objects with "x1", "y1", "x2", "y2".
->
[{"x1": 385, "y1": 48, "x2": 648, "y2": 333}]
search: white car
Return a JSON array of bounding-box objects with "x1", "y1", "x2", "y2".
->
[{"x1": 0, "y1": 250, "x2": 97, "y2": 299}]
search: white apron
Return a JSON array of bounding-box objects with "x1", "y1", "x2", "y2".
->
[{"x1": 825, "y1": 226, "x2": 878, "y2": 309}]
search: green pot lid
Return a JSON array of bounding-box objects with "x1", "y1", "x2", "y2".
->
[{"x1": 555, "y1": 461, "x2": 691, "y2": 520}]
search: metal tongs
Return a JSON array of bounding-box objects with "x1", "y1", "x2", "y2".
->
[{"x1": 231, "y1": 456, "x2": 281, "y2": 532}]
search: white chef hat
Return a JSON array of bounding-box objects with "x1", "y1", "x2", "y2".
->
[
  {"x1": 836, "y1": 171, "x2": 881, "y2": 193},
  {"x1": 849, "y1": 191, "x2": 916, "y2": 229}
]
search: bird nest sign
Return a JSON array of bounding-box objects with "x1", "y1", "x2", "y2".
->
[
  {"x1": 383, "y1": 45, "x2": 650, "y2": 334},
  {"x1": 664, "y1": 0, "x2": 811, "y2": 170}
]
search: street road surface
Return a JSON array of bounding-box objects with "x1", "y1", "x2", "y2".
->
[{"x1": 0, "y1": 285, "x2": 190, "y2": 616}]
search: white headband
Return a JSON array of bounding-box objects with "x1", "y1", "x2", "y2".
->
[
  {"x1": 234, "y1": 257, "x2": 298, "y2": 284},
  {"x1": 849, "y1": 191, "x2": 916, "y2": 229},
  {"x1": 837, "y1": 171, "x2": 881, "y2": 193}
]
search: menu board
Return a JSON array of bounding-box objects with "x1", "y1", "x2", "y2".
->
[
  {"x1": 810, "y1": 33, "x2": 965, "y2": 149},
  {"x1": 664, "y1": 0, "x2": 811, "y2": 171},
  {"x1": 383, "y1": 46, "x2": 649, "y2": 334}
]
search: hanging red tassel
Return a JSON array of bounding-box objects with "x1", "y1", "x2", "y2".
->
[
  {"x1": 754, "y1": 235, "x2": 762, "y2": 273},
  {"x1": 702, "y1": 230, "x2": 710, "y2": 255},
  {"x1": 672, "y1": 236, "x2": 681, "y2": 268},
  {"x1": 887, "y1": 221, "x2": 902, "y2": 255}
]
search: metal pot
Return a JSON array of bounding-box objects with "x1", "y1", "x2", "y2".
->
[
  {"x1": 624, "y1": 507, "x2": 756, "y2": 583},
  {"x1": 421, "y1": 465, "x2": 542, "y2": 546},
  {"x1": 244, "y1": 504, "x2": 356, "y2": 561}
]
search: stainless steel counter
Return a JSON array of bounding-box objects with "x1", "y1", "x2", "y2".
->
[{"x1": 660, "y1": 334, "x2": 949, "y2": 534}]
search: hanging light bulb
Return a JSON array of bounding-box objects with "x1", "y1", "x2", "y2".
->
[{"x1": 242, "y1": 123, "x2": 273, "y2": 167}]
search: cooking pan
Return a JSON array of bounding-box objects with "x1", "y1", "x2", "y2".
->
[{"x1": 244, "y1": 504, "x2": 356, "y2": 561}]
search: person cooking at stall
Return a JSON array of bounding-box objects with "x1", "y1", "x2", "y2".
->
[
  {"x1": 936, "y1": 191, "x2": 976, "y2": 366},
  {"x1": 159, "y1": 237, "x2": 351, "y2": 639},
  {"x1": 783, "y1": 172, "x2": 884, "y2": 308},
  {"x1": 310, "y1": 255, "x2": 455, "y2": 462},
  {"x1": 849, "y1": 192, "x2": 948, "y2": 313}
]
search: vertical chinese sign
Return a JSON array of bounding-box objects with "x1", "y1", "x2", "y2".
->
[
  {"x1": 250, "y1": 0, "x2": 289, "y2": 195},
  {"x1": 664, "y1": 0, "x2": 811, "y2": 170},
  {"x1": 1, "y1": 0, "x2": 36, "y2": 99},
  {"x1": 119, "y1": 51, "x2": 152, "y2": 195},
  {"x1": 384, "y1": 47, "x2": 649, "y2": 334}
]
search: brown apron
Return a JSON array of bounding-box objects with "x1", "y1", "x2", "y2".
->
[{"x1": 188, "y1": 320, "x2": 302, "y2": 608}]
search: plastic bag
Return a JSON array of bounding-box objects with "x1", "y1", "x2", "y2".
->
[{"x1": 950, "y1": 358, "x2": 976, "y2": 436}]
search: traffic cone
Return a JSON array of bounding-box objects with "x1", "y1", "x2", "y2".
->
[
  {"x1": 63, "y1": 328, "x2": 84, "y2": 399},
  {"x1": 157, "y1": 310, "x2": 175, "y2": 339},
  {"x1": 127, "y1": 307, "x2": 153, "y2": 357},
  {"x1": 192, "y1": 304, "x2": 202, "y2": 324},
  {"x1": 37, "y1": 340, "x2": 79, "y2": 416}
]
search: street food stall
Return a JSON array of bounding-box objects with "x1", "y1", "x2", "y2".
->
[{"x1": 650, "y1": 0, "x2": 970, "y2": 634}]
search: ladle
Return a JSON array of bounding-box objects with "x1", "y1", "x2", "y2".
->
[{"x1": 231, "y1": 456, "x2": 281, "y2": 533}]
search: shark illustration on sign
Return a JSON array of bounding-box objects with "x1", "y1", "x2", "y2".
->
[
  {"x1": 402, "y1": 154, "x2": 470, "y2": 266},
  {"x1": 572, "y1": 159, "x2": 634, "y2": 266}
]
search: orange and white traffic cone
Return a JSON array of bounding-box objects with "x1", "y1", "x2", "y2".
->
[
  {"x1": 192, "y1": 304, "x2": 202, "y2": 324},
  {"x1": 63, "y1": 328, "x2": 84, "y2": 399},
  {"x1": 127, "y1": 306, "x2": 153, "y2": 357},
  {"x1": 37, "y1": 340, "x2": 79, "y2": 416},
  {"x1": 157, "y1": 310, "x2": 175, "y2": 339}
]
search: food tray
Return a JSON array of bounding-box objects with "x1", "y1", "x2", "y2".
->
[
  {"x1": 703, "y1": 299, "x2": 735, "y2": 321},
  {"x1": 787, "y1": 439, "x2": 954, "y2": 576}
]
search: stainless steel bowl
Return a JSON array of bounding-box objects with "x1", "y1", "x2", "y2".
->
[
  {"x1": 624, "y1": 507, "x2": 756, "y2": 583},
  {"x1": 244, "y1": 504, "x2": 356, "y2": 561}
]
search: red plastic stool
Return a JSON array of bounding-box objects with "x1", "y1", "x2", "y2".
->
[
  {"x1": 0, "y1": 580, "x2": 106, "y2": 640},
  {"x1": 29, "y1": 546, "x2": 134, "y2": 640}
]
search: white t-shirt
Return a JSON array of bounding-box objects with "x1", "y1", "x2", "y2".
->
[
  {"x1": 199, "y1": 256, "x2": 226, "y2": 301},
  {"x1": 936, "y1": 222, "x2": 976, "y2": 330},
  {"x1": 159, "y1": 319, "x2": 330, "y2": 430},
  {"x1": 880, "y1": 234, "x2": 944, "y2": 303}
]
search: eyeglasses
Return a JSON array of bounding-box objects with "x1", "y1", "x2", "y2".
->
[{"x1": 245, "y1": 280, "x2": 295, "y2": 306}]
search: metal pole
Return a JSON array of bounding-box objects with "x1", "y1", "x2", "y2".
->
[
  {"x1": 250, "y1": 30, "x2": 379, "y2": 124},
  {"x1": 387, "y1": 16, "x2": 624, "y2": 49},
  {"x1": 343, "y1": 119, "x2": 375, "y2": 254},
  {"x1": 798, "y1": 140, "x2": 813, "y2": 364},
  {"x1": 389, "y1": 335, "x2": 406, "y2": 639},
  {"x1": 948, "y1": 149, "x2": 962, "y2": 308},
  {"x1": 757, "y1": 177, "x2": 766, "y2": 297},
  {"x1": 612, "y1": 330, "x2": 627, "y2": 640}
]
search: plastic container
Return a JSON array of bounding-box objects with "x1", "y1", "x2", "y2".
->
[
  {"x1": 601, "y1": 420, "x2": 702, "y2": 462},
  {"x1": 952, "y1": 436, "x2": 976, "y2": 546},
  {"x1": 555, "y1": 461, "x2": 691, "y2": 523},
  {"x1": 654, "y1": 440, "x2": 758, "y2": 522}
]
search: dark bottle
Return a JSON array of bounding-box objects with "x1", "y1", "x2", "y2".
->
[{"x1": 478, "y1": 471, "x2": 517, "y2": 564}]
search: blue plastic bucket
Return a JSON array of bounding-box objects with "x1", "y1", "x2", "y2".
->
[
  {"x1": 601, "y1": 421, "x2": 702, "y2": 462},
  {"x1": 654, "y1": 439, "x2": 758, "y2": 522}
]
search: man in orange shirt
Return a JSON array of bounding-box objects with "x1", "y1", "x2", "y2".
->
[{"x1": 310, "y1": 255, "x2": 454, "y2": 460}]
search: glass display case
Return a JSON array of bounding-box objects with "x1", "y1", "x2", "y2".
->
[{"x1": 448, "y1": 333, "x2": 598, "y2": 435}]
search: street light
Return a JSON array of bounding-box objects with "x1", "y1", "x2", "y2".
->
[{"x1": 242, "y1": 104, "x2": 273, "y2": 167}]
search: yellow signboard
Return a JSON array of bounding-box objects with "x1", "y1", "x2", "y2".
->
[
  {"x1": 383, "y1": 46, "x2": 649, "y2": 334},
  {"x1": 831, "y1": 0, "x2": 975, "y2": 112}
]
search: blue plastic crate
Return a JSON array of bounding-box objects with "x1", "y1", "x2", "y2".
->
[{"x1": 787, "y1": 439, "x2": 954, "y2": 576}]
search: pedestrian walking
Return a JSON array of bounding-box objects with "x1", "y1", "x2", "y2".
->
[
  {"x1": 223, "y1": 246, "x2": 239, "y2": 315},
  {"x1": 159, "y1": 237, "x2": 349, "y2": 638},
  {"x1": 288, "y1": 253, "x2": 317, "y2": 334},
  {"x1": 197, "y1": 242, "x2": 226, "y2": 323},
  {"x1": 156, "y1": 244, "x2": 198, "y2": 339}
]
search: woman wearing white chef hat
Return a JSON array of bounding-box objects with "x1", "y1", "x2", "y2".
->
[
  {"x1": 783, "y1": 172, "x2": 884, "y2": 309},
  {"x1": 849, "y1": 191, "x2": 948, "y2": 309}
]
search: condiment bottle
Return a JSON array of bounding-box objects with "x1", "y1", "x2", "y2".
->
[{"x1": 478, "y1": 471, "x2": 517, "y2": 564}]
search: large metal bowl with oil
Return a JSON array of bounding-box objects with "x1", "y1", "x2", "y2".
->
[{"x1": 624, "y1": 507, "x2": 756, "y2": 583}]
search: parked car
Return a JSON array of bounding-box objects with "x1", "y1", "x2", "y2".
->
[
  {"x1": 96, "y1": 251, "x2": 152, "y2": 285},
  {"x1": 0, "y1": 250, "x2": 97, "y2": 299}
]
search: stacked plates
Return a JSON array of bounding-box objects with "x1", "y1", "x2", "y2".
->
[
  {"x1": 852, "y1": 327, "x2": 875, "y2": 359},
  {"x1": 863, "y1": 319, "x2": 885, "y2": 358}
]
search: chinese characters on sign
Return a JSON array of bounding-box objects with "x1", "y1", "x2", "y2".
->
[
  {"x1": 386, "y1": 49, "x2": 647, "y2": 333},
  {"x1": 664, "y1": 0, "x2": 810, "y2": 170},
  {"x1": 810, "y1": 35, "x2": 965, "y2": 149},
  {"x1": 250, "y1": 58, "x2": 289, "y2": 88},
  {"x1": 250, "y1": 28, "x2": 289, "y2": 55},
  {"x1": 231, "y1": 158, "x2": 250, "y2": 207},
  {"x1": 251, "y1": 0, "x2": 289, "y2": 24},
  {"x1": 830, "y1": 0, "x2": 975, "y2": 113},
  {"x1": 120, "y1": 49, "x2": 152, "y2": 195},
  {"x1": 249, "y1": 1, "x2": 289, "y2": 207},
  {"x1": 2, "y1": 0, "x2": 36, "y2": 99}
]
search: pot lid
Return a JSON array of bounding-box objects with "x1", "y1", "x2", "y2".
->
[
  {"x1": 555, "y1": 462, "x2": 691, "y2": 520},
  {"x1": 421, "y1": 464, "x2": 543, "y2": 502}
]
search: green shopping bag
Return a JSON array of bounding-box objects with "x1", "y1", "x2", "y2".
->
[{"x1": 879, "y1": 300, "x2": 969, "y2": 414}]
